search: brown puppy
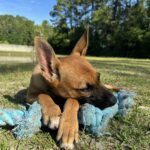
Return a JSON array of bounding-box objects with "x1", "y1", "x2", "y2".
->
[{"x1": 27, "y1": 28, "x2": 117, "y2": 149}]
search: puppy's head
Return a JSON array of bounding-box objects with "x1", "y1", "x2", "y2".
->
[{"x1": 35, "y1": 28, "x2": 116, "y2": 109}]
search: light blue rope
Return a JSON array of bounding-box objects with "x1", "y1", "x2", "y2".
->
[{"x1": 0, "y1": 90, "x2": 135, "y2": 138}]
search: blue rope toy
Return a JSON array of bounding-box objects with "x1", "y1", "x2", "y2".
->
[{"x1": 0, "y1": 90, "x2": 135, "y2": 139}]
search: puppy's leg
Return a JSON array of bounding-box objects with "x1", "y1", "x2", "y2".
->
[
  {"x1": 27, "y1": 93, "x2": 61, "y2": 130},
  {"x1": 38, "y1": 94, "x2": 61, "y2": 130},
  {"x1": 57, "y1": 98, "x2": 79, "y2": 150}
]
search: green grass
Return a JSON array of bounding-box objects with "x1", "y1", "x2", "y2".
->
[
  {"x1": 0, "y1": 57, "x2": 150, "y2": 150},
  {"x1": 0, "y1": 51, "x2": 34, "y2": 57}
]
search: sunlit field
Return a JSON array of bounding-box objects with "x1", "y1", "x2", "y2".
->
[{"x1": 0, "y1": 56, "x2": 149, "y2": 150}]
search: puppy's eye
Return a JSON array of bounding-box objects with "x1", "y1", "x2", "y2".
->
[{"x1": 80, "y1": 84, "x2": 93, "y2": 92}]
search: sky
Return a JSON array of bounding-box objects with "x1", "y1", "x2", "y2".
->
[{"x1": 0, "y1": 0, "x2": 57, "y2": 24}]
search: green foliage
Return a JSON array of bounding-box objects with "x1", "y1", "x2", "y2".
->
[
  {"x1": 0, "y1": 15, "x2": 35, "y2": 45},
  {"x1": 35, "y1": 20, "x2": 54, "y2": 40},
  {"x1": 0, "y1": 15, "x2": 54, "y2": 46}
]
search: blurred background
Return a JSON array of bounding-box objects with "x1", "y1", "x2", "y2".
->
[{"x1": 0, "y1": 0, "x2": 150, "y2": 60}]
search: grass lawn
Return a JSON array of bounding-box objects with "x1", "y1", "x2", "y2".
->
[{"x1": 0, "y1": 57, "x2": 150, "y2": 150}]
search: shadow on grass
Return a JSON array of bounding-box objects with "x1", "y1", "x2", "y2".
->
[
  {"x1": 41, "y1": 126, "x2": 59, "y2": 144},
  {"x1": 90, "y1": 60, "x2": 150, "y2": 75},
  {"x1": 3, "y1": 89, "x2": 28, "y2": 106}
]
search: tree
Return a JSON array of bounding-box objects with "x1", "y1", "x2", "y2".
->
[{"x1": 49, "y1": 0, "x2": 150, "y2": 58}]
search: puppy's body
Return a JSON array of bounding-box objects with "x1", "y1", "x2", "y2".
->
[{"x1": 27, "y1": 28, "x2": 118, "y2": 149}]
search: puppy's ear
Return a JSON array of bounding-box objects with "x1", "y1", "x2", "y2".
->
[
  {"x1": 34, "y1": 37, "x2": 60, "y2": 82},
  {"x1": 71, "y1": 26, "x2": 89, "y2": 56}
]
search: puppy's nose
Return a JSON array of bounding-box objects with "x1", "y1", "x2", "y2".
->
[{"x1": 109, "y1": 95, "x2": 117, "y2": 106}]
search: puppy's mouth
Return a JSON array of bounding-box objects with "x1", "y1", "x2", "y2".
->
[{"x1": 79, "y1": 95, "x2": 117, "y2": 109}]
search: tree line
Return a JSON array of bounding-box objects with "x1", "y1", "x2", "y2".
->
[
  {"x1": 0, "y1": 0, "x2": 150, "y2": 58},
  {"x1": 0, "y1": 15, "x2": 53, "y2": 46}
]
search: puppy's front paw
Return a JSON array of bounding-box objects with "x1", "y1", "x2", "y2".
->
[
  {"x1": 42, "y1": 104, "x2": 61, "y2": 130},
  {"x1": 57, "y1": 111, "x2": 79, "y2": 150},
  {"x1": 48, "y1": 116, "x2": 60, "y2": 129}
]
